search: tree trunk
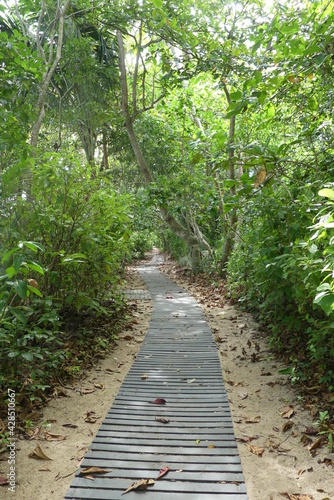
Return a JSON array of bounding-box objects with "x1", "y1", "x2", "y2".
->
[
  {"x1": 116, "y1": 30, "x2": 204, "y2": 273},
  {"x1": 31, "y1": 0, "x2": 71, "y2": 149},
  {"x1": 220, "y1": 83, "x2": 238, "y2": 276}
]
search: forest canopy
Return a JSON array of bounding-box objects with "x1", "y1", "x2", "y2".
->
[{"x1": 1, "y1": 0, "x2": 334, "y2": 406}]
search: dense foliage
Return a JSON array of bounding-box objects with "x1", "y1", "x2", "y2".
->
[{"x1": 1, "y1": 0, "x2": 334, "y2": 421}]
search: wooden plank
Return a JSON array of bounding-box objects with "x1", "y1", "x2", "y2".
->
[{"x1": 65, "y1": 262, "x2": 247, "y2": 499}]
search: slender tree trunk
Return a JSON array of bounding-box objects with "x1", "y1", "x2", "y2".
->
[
  {"x1": 31, "y1": 0, "x2": 71, "y2": 149},
  {"x1": 220, "y1": 83, "x2": 238, "y2": 276},
  {"x1": 116, "y1": 30, "x2": 203, "y2": 273}
]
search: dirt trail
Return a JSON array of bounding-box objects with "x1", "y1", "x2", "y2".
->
[{"x1": 1, "y1": 254, "x2": 333, "y2": 499}]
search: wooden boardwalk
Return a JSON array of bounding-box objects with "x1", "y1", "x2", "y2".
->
[{"x1": 65, "y1": 256, "x2": 247, "y2": 499}]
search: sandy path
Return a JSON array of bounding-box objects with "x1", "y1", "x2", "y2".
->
[{"x1": 1, "y1": 256, "x2": 333, "y2": 500}]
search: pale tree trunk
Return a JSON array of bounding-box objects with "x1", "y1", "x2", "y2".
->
[
  {"x1": 29, "y1": 0, "x2": 71, "y2": 149},
  {"x1": 220, "y1": 83, "x2": 238, "y2": 276},
  {"x1": 116, "y1": 30, "x2": 204, "y2": 274}
]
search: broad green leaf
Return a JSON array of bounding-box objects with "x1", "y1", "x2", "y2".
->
[
  {"x1": 25, "y1": 261, "x2": 45, "y2": 274},
  {"x1": 23, "y1": 241, "x2": 45, "y2": 252},
  {"x1": 314, "y1": 292, "x2": 334, "y2": 316},
  {"x1": 1, "y1": 247, "x2": 19, "y2": 264},
  {"x1": 267, "y1": 105, "x2": 275, "y2": 118},
  {"x1": 319, "y1": 189, "x2": 334, "y2": 201},
  {"x1": 21, "y1": 352, "x2": 33, "y2": 362},
  {"x1": 5, "y1": 266, "x2": 16, "y2": 278},
  {"x1": 9, "y1": 307, "x2": 27, "y2": 325},
  {"x1": 14, "y1": 280, "x2": 28, "y2": 299},
  {"x1": 152, "y1": 0, "x2": 163, "y2": 6},
  {"x1": 27, "y1": 285, "x2": 43, "y2": 298}
]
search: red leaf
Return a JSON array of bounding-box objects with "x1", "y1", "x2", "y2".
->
[
  {"x1": 156, "y1": 466, "x2": 170, "y2": 480},
  {"x1": 155, "y1": 417, "x2": 170, "y2": 424},
  {"x1": 0, "y1": 477, "x2": 9, "y2": 486},
  {"x1": 149, "y1": 398, "x2": 166, "y2": 405}
]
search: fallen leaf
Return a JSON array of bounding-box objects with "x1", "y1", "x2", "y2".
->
[
  {"x1": 79, "y1": 467, "x2": 110, "y2": 476},
  {"x1": 105, "y1": 368, "x2": 114, "y2": 374},
  {"x1": 238, "y1": 392, "x2": 248, "y2": 400},
  {"x1": 122, "y1": 478, "x2": 155, "y2": 495},
  {"x1": 321, "y1": 458, "x2": 333, "y2": 467},
  {"x1": 298, "y1": 467, "x2": 313, "y2": 475},
  {"x1": 84, "y1": 415, "x2": 99, "y2": 423},
  {"x1": 187, "y1": 378, "x2": 196, "y2": 384},
  {"x1": 94, "y1": 383, "x2": 105, "y2": 390},
  {"x1": 281, "y1": 406, "x2": 295, "y2": 419},
  {"x1": 308, "y1": 437, "x2": 322, "y2": 452},
  {"x1": 245, "y1": 416, "x2": 261, "y2": 423},
  {"x1": 62, "y1": 423, "x2": 78, "y2": 429},
  {"x1": 246, "y1": 444, "x2": 265, "y2": 457},
  {"x1": 301, "y1": 435, "x2": 312, "y2": 447},
  {"x1": 123, "y1": 335, "x2": 133, "y2": 341},
  {"x1": 81, "y1": 388, "x2": 95, "y2": 395},
  {"x1": 280, "y1": 494, "x2": 315, "y2": 500},
  {"x1": 208, "y1": 444, "x2": 216, "y2": 449},
  {"x1": 141, "y1": 374, "x2": 149, "y2": 380},
  {"x1": 38, "y1": 466, "x2": 51, "y2": 472},
  {"x1": 155, "y1": 417, "x2": 170, "y2": 424},
  {"x1": 236, "y1": 436, "x2": 256, "y2": 443},
  {"x1": 303, "y1": 427, "x2": 318, "y2": 436},
  {"x1": 0, "y1": 477, "x2": 9, "y2": 486},
  {"x1": 155, "y1": 466, "x2": 170, "y2": 480},
  {"x1": 29, "y1": 444, "x2": 52, "y2": 460},
  {"x1": 282, "y1": 421, "x2": 294, "y2": 432},
  {"x1": 260, "y1": 371, "x2": 272, "y2": 376},
  {"x1": 149, "y1": 398, "x2": 166, "y2": 405},
  {"x1": 28, "y1": 426, "x2": 43, "y2": 440},
  {"x1": 196, "y1": 439, "x2": 201, "y2": 444},
  {"x1": 44, "y1": 431, "x2": 67, "y2": 441}
]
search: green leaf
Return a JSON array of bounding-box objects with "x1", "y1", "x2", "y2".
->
[
  {"x1": 267, "y1": 105, "x2": 275, "y2": 118},
  {"x1": 5, "y1": 267, "x2": 16, "y2": 278},
  {"x1": 9, "y1": 307, "x2": 27, "y2": 325},
  {"x1": 319, "y1": 189, "x2": 334, "y2": 201},
  {"x1": 22, "y1": 241, "x2": 45, "y2": 253},
  {"x1": 25, "y1": 261, "x2": 45, "y2": 275},
  {"x1": 314, "y1": 292, "x2": 334, "y2": 316},
  {"x1": 152, "y1": 0, "x2": 163, "y2": 7},
  {"x1": 1, "y1": 247, "x2": 19, "y2": 264},
  {"x1": 14, "y1": 280, "x2": 28, "y2": 299},
  {"x1": 21, "y1": 352, "x2": 33, "y2": 362},
  {"x1": 27, "y1": 285, "x2": 43, "y2": 298}
]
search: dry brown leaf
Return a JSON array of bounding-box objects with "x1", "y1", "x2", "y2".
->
[
  {"x1": 245, "y1": 416, "x2": 261, "y2": 423},
  {"x1": 0, "y1": 477, "x2": 9, "y2": 486},
  {"x1": 254, "y1": 168, "x2": 266, "y2": 187},
  {"x1": 123, "y1": 335, "x2": 133, "y2": 341},
  {"x1": 155, "y1": 417, "x2": 170, "y2": 424},
  {"x1": 281, "y1": 406, "x2": 295, "y2": 419},
  {"x1": 282, "y1": 421, "x2": 294, "y2": 432},
  {"x1": 38, "y1": 466, "x2": 51, "y2": 472},
  {"x1": 236, "y1": 436, "x2": 256, "y2": 443},
  {"x1": 84, "y1": 416, "x2": 99, "y2": 423},
  {"x1": 81, "y1": 388, "x2": 95, "y2": 395},
  {"x1": 105, "y1": 368, "x2": 114, "y2": 374},
  {"x1": 79, "y1": 467, "x2": 110, "y2": 476},
  {"x1": 308, "y1": 437, "x2": 322, "y2": 452},
  {"x1": 141, "y1": 374, "x2": 149, "y2": 380},
  {"x1": 29, "y1": 444, "x2": 52, "y2": 460},
  {"x1": 246, "y1": 444, "x2": 265, "y2": 457},
  {"x1": 122, "y1": 478, "x2": 155, "y2": 495},
  {"x1": 297, "y1": 467, "x2": 313, "y2": 475},
  {"x1": 62, "y1": 423, "x2": 78, "y2": 429},
  {"x1": 94, "y1": 383, "x2": 105, "y2": 390},
  {"x1": 280, "y1": 494, "x2": 315, "y2": 500},
  {"x1": 208, "y1": 444, "x2": 216, "y2": 449},
  {"x1": 301, "y1": 435, "x2": 312, "y2": 447},
  {"x1": 28, "y1": 426, "x2": 43, "y2": 440},
  {"x1": 44, "y1": 431, "x2": 67, "y2": 441}
]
